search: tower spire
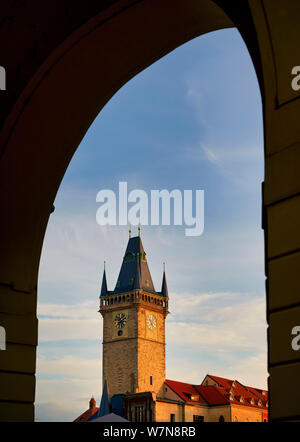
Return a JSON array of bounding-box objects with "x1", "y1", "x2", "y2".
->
[
  {"x1": 93, "y1": 379, "x2": 110, "y2": 418},
  {"x1": 161, "y1": 262, "x2": 169, "y2": 298},
  {"x1": 113, "y1": 234, "x2": 155, "y2": 294},
  {"x1": 100, "y1": 261, "x2": 108, "y2": 297}
]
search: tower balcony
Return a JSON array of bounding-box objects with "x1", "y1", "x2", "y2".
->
[{"x1": 99, "y1": 290, "x2": 169, "y2": 317}]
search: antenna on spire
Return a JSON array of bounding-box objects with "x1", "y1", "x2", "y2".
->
[
  {"x1": 163, "y1": 261, "x2": 165, "y2": 272},
  {"x1": 104, "y1": 260, "x2": 106, "y2": 270},
  {"x1": 129, "y1": 227, "x2": 132, "y2": 238},
  {"x1": 138, "y1": 222, "x2": 141, "y2": 237}
]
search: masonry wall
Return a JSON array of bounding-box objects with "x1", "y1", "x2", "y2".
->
[
  {"x1": 137, "y1": 305, "x2": 166, "y2": 396},
  {"x1": 206, "y1": 405, "x2": 231, "y2": 422},
  {"x1": 230, "y1": 404, "x2": 264, "y2": 422},
  {"x1": 102, "y1": 304, "x2": 138, "y2": 396},
  {"x1": 155, "y1": 401, "x2": 184, "y2": 422}
]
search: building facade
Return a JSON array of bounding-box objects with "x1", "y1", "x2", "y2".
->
[{"x1": 76, "y1": 232, "x2": 268, "y2": 422}]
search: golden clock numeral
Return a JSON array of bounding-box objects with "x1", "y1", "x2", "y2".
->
[{"x1": 147, "y1": 314, "x2": 156, "y2": 330}]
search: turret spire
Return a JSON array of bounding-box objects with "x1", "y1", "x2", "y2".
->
[
  {"x1": 161, "y1": 262, "x2": 169, "y2": 298},
  {"x1": 100, "y1": 261, "x2": 108, "y2": 297},
  {"x1": 93, "y1": 379, "x2": 110, "y2": 418}
]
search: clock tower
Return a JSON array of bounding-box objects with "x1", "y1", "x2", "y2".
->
[{"x1": 99, "y1": 230, "x2": 169, "y2": 398}]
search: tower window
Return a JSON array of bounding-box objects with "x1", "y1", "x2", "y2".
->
[{"x1": 150, "y1": 376, "x2": 153, "y2": 385}]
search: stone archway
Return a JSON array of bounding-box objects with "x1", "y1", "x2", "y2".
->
[{"x1": 0, "y1": 0, "x2": 300, "y2": 422}]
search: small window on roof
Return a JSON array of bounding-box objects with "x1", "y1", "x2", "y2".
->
[
  {"x1": 124, "y1": 252, "x2": 135, "y2": 263},
  {"x1": 145, "y1": 279, "x2": 150, "y2": 287}
]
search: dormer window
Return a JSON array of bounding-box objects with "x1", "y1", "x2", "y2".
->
[
  {"x1": 250, "y1": 398, "x2": 255, "y2": 405},
  {"x1": 258, "y1": 400, "x2": 262, "y2": 406},
  {"x1": 240, "y1": 396, "x2": 244, "y2": 403},
  {"x1": 124, "y1": 252, "x2": 135, "y2": 263}
]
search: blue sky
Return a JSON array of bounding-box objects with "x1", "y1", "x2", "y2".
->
[{"x1": 36, "y1": 28, "x2": 266, "y2": 421}]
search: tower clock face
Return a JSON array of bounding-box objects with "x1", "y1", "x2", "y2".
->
[
  {"x1": 114, "y1": 312, "x2": 127, "y2": 329},
  {"x1": 146, "y1": 314, "x2": 157, "y2": 330}
]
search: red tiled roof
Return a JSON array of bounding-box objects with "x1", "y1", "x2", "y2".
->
[
  {"x1": 165, "y1": 379, "x2": 207, "y2": 403},
  {"x1": 74, "y1": 406, "x2": 99, "y2": 422},
  {"x1": 204, "y1": 374, "x2": 268, "y2": 407},
  {"x1": 195, "y1": 385, "x2": 229, "y2": 405},
  {"x1": 165, "y1": 375, "x2": 268, "y2": 411},
  {"x1": 205, "y1": 375, "x2": 233, "y2": 390}
]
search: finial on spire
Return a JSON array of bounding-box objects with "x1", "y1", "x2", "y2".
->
[
  {"x1": 104, "y1": 260, "x2": 106, "y2": 270},
  {"x1": 138, "y1": 224, "x2": 141, "y2": 237},
  {"x1": 163, "y1": 261, "x2": 165, "y2": 272},
  {"x1": 129, "y1": 228, "x2": 132, "y2": 238}
]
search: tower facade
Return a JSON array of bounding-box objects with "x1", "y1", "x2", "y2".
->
[{"x1": 99, "y1": 234, "x2": 169, "y2": 398}]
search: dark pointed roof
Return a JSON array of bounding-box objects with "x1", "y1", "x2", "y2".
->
[
  {"x1": 113, "y1": 235, "x2": 155, "y2": 294},
  {"x1": 161, "y1": 270, "x2": 169, "y2": 298},
  {"x1": 100, "y1": 267, "x2": 108, "y2": 297},
  {"x1": 91, "y1": 379, "x2": 111, "y2": 420}
]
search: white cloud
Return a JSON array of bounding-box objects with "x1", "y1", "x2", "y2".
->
[
  {"x1": 37, "y1": 355, "x2": 101, "y2": 379},
  {"x1": 36, "y1": 378, "x2": 100, "y2": 422},
  {"x1": 36, "y1": 354, "x2": 102, "y2": 421},
  {"x1": 166, "y1": 350, "x2": 268, "y2": 390},
  {"x1": 37, "y1": 301, "x2": 102, "y2": 342},
  {"x1": 166, "y1": 292, "x2": 266, "y2": 352}
]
